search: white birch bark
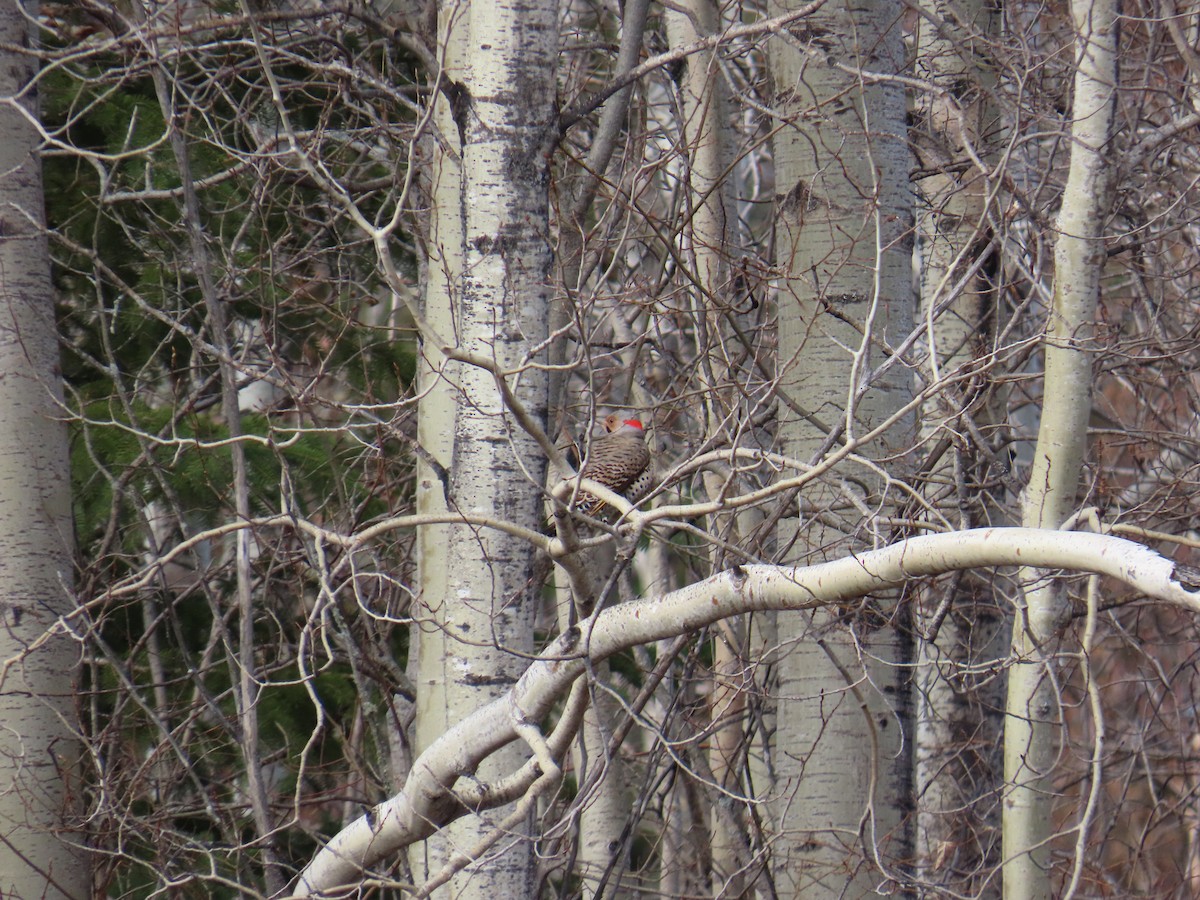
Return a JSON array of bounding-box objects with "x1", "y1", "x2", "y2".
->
[
  {"x1": 769, "y1": 0, "x2": 914, "y2": 894},
  {"x1": 1003, "y1": 2, "x2": 1119, "y2": 897},
  {"x1": 410, "y1": 0, "x2": 464, "y2": 884},
  {"x1": 408, "y1": 0, "x2": 558, "y2": 894},
  {"x1": 0, "y1": 4, "x2": 85, "y2": 897},
  {"x1": 294, "y1": 527, "x2": 1200, "y2": 894}
]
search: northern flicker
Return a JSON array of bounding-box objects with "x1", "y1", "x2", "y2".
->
[{"x1": 573, "y1": 414, "x2": 654, "y2": 517}]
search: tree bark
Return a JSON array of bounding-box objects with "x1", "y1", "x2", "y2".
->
[
  {"x1": 769, "y1": 0, "x2": 915, "y2": 894},
  {"x1": 409, "y1": 0, "x2": 558, "y2": 894},
  {"x1": 1003, "y1": 1, "x2": 1119, "y2": 897},
  {"x1": 0, "y1": 4, "x2": 85, "y2": 897},
  {"x1": 409, "y1": 0, "x2": 463, "y2": 883}
]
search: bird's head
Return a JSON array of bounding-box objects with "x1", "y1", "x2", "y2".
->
[{"x1": 602, "y1": 414, "x2": 645, "y2": 435}]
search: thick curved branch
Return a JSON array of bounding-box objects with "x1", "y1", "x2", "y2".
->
[{"x1": 290, "y1": 527, "x2": 1200, "y2": 896}]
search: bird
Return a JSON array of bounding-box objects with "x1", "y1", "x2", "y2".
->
[{"x1": 572, "y1": 414, "x2": 654, "y2": 517}]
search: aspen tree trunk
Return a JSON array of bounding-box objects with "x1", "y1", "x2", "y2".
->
[
  {"x1": 1002, "y1": 2, "x2": 1118, "y2": 897},
  {"x1": 911, "y1": 2, "x2": 1005, "y2": 894},
  {"x1": 770, "y1": 0, "x2": 915, "y2": 895},
  {"x1": 409, "y1": 0, "x2": 464, "y2": 885},
  {"x1": 569, "y1": 668, "x2": 628, "y2": 897},
  {"x1": 410, "y1": 0, "x2": 558, "y2": 893},
  {"x1": 0, "y1": 4, "x2": 86, "y2": 897},
  {"x1": 664, "y1": 3, "x2": 764, "y2": 893}
]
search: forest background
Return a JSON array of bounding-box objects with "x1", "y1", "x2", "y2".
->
[{"x1": 4, "y1": 0, "x2": 1200, "y2": 898}]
